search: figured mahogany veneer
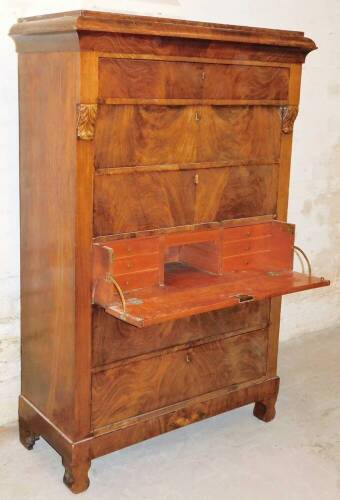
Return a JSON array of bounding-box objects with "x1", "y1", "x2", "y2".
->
[
  {"x1": 94, "y1": 165, "x2": 279, "y2": 235},
  {"x1": 94, "y1": 105, "x2": 281, "y2": 168},
  {"x1": 98, "y1": 57, "x2": 289, "y2": 100},
  {"x1": 92, "y1": 300, "x2": 270, "y2": 366},
  {"x1": 92, "y1": 328, "x2": 268, "y2": 428},
  {"x1": 11, "y1": 10, "x2": 328, "y2": 494}
]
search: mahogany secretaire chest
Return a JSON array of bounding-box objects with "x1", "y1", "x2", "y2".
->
[{"x1": 10, "y1": 10, "x2": 329, "y2": 493}]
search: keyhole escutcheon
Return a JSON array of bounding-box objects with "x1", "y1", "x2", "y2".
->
[
  {"x1": 194, "y1": 111, "x2": 201, "y2": 122},
  {"x1": 194, "y1": 174, "x2": 199, "y2": 185}
]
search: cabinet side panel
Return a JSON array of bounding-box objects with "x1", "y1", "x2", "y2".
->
[
  {"x1": 267, "y1": 63, "x2": 303, "y2": 378},
  {"x1": 19, "y1": 52, "x2": 79, "y2": 436}
]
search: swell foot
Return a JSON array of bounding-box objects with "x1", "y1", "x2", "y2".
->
[
  {"x1": 62, "y1": 458, "x2": 91, "y2": 494},
  {"x1": 253, "y1": 398, "x2": 277, "y2": 423},
  {"x1": 19, "y1": 419, "x2": 40, "y2": 450}
]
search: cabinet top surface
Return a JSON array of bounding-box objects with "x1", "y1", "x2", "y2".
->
[{"x1": 10, "y1": 10, "x2": 316, "y2": 52}]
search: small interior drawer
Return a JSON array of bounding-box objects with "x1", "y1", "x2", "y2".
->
[
  {"x1": 223, "y1": 235, "x2": 271, "y2": 257},
  {"x1": 93, "y1": 240, "x2": 161, "y2": 300},
  {"x1": 91, "y1": 328, "x2": 268, "y2": 428},
  {"x1": 106, "y1": 237, "x2": 159, "y2": 258},
  {"x1": 98, "y1": 57, "x2": 289, "y2": 101},
  {"x1": 113, "y1": 253, "x2": 159, "y2": 276},
  {"x1": 222, "y1": 223, "x2": 273, "y2": 241},
  {"x1": 112, "y1": 269, "x2": 160, "y2": 292}
]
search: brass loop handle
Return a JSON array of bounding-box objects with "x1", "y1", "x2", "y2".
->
[
  {"x1": 293, "y1": 245, "x2": 312, "y2": 277},
  {"x1": 105, "y1": 274, "x2": 126, "y2": 313}
]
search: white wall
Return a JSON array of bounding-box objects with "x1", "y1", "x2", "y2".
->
[{"x1": 0, "y1": 0, "x2": 339, "y2": 426}]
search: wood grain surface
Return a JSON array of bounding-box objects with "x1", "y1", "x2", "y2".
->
[
  {"x1": 103, "y1": 268, "x2": 328, "y2": 327},
  {"x1": 18, "y1": 377, "x2": 280, "y2": 461},
  {"x1": 11, "y1": 11, "x2": 316, "y2": 60},
  {"x1": 92, "y1": 329, "x2": 268, "y2": 427},
  {"x1": 92, "y1": 300, "x2": 270, "y2": 366},
  {"x1": 80, "y1": 33, "x2": 311, "y2": 63},
  {"x1": 94, "y1": 165, "x2": 278, "y2": 235},
  {"x1": 94, "y1": 105, "x2": 281, "y2": 168},
  {"x1": 19, "y1": 52, "x2": 79, "y2": 437},
  {"x1": 99, "y1": 57, "x2": 289, "y2": 100}
]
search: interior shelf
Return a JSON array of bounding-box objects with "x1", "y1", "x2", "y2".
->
[{"x1": 92, "y1": 221, "x2": 329, "y2": 328}]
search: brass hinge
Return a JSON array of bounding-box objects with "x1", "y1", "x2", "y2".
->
[
  {"x1": 77, "y1": 103, "x2": 98, "y2": 141},
  {"x1": 280, "y1": 105, "x2": 299, "y2": 134}
]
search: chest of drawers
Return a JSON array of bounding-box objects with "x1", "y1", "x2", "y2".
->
[{"x1": 10, "y1": 10, "x2": 329, "y2": 493}]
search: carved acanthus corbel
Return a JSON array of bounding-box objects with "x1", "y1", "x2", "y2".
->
[
  {"x1": 280, "y1": 105, "x2": 299, "y2": 134},
  {"x1": 77, "y1": 104, "x2": 98, "y2": 140}
]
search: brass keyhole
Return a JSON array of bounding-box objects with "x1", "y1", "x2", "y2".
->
[
  {"x1": 186, "y1": 354, "x2": 192, "y2": 363},
  {"x1": 194, "y1": 173, "x2": 199, "y2": 185},
  {"x1": 194, "y1": 111, "x2": 201, "y2": 122},
  {"x1": 201, "y1": 71, "x2": 206, "y2": 80}
]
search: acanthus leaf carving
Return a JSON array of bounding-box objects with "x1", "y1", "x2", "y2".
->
[
  {"x1": 77, "y1": 104, "x2": 98, "y2": 141},
  {"x1": 280, "y1": 105, "x2": 299, "y2": 134}
]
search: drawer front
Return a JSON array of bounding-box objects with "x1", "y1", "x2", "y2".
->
[
  {"x1": 113, "y1": 253, "x2": 159, "y2": 276},
  {"x1": 92, "y1": 328, "x2": 268, "y2": 428},
  {"x1": 114, "y1": 269, "x2": 160, "y2": 291},
  {"x1": 94, "y1": 165, "x2": 278, "y2": 235},
  {"x1": 108, "y1": 238, "x2": 159, "y2": 258},
  {"x1": 98, "y1": 58, "x2": 289, "y2": 100},
  {"x1": 223, "y1": 235, "x2": 271, "y2": 257},
  {"x1": 92, "y1": 300, "x2": 270, "y2": 366},
  {"x1": 94, "y1": 105, "x2": 281, "y2": 168},
  {"x1": 223, "y1": 253, "x2": 269, "y2": 272},
  {"x1": 222, "y1": 223, "x2": 273, "y2": 242},
  {"x1": 222, "y1": 224, "x2": 273, "y2": 272}
]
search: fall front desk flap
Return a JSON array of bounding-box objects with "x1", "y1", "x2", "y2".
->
[{"x1": 92, "y1": 221, "x2": 329, "y2": 328}]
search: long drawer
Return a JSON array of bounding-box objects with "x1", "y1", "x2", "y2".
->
[
  {"x1": 94, "y1": 105, "x2": 281, "y2": 168},
  {"x1": 92, "y1": 300, "x2": 270, "y2": 366},
  {"x1": 91, "y1": 328, "x2": 268, "y2": 428},
  {"x1": 94, "y1": 164, "x2": 278, "y2": 235},
  {"x1": 98, "y1": 58, "x2": 289, "y2": 100}
]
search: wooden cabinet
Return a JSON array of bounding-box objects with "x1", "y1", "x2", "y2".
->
[{"x1": 10, "y1": 10, "x2": 329, "y2": 493}]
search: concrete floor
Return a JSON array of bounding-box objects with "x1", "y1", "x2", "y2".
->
[{"x1": 0, "y1": 327, "x2": 339, "y2": 500}]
